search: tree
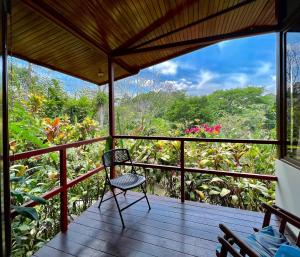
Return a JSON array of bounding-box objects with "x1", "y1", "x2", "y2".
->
[
  {"x1": 95, "y1": 91, "x2": 108, "y2": 127},
  {"x1": 43, "y1": 80, "x2": 67, "y2": 118},
  {"x1": 164, "y1": 93, "x2": 212, "y2": 123}
]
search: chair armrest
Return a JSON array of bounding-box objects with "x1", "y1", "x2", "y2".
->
[
  {"x1": 219, "y1": 224, "x2": 260, "y2": 257},
  {"x1": 261, "y1": 203, "x2": 300, "y2": 229},
  {"x1": 261, "y1": 203, "x2": 300, "y2": 246},
  {"x1": 217, "y1": 237, "x2": 244, "y2": 257}
]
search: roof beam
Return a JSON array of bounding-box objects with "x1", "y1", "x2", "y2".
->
[
  {"x1": 113, "y1": 25, "x2": 279, "y2": 57},
  {"x1": 124, "y1": 43, "x2": 212, "y2": 72},
  {"x1": 20, "y1": 0, "x2": 136, "y2": 74},
  {"x1": 124, "y1": 0, "x2": 256, "y2": 52},
  {"x1": 112, "y1": 0, "x2": 198, "y2": 53}
]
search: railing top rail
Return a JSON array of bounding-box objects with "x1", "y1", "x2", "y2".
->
[
  {"x1": 123, "y1": 162, "x2": 278, "y2": 181},
  {"x1": 10, "y1": 165, "x2": 104, "y2": 218},
  {"x1": 114, "y1": 135, "x2": 280, "y2": 144},
  {"x1": 10, "y1": 136, "x2": 108, "y2": 161}
]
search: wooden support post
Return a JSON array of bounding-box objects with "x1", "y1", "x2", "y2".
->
[
  {"x1": 1, "y1": 2, "x2": 11, "y2": 255},
  {"x1": 180, "y1": 140, "x2": 185, "y2": 203},
  {"x1": 59, "y1": 149, "x2": 68, "y2": 232},
  {"x1": 277, "y1": 32, "x2": 286, "y2": 158},
  {"x1": 108, "y1": 57, "x2": 116, "y2": 178}
]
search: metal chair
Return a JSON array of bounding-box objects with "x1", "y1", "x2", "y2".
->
[{"x1": 98, "y1": 148, "x2": 151, "y2": 228}]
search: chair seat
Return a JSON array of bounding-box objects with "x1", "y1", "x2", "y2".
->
[{"x1": 110, "y1": 173, "x2": 146, "y2": 190}]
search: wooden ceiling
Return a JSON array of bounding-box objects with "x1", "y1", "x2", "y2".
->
[{"x1": 9, "y1": 0, "x2": 279, "y2": 85}]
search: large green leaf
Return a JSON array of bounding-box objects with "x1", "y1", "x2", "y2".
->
[
  {"x1": 13, "y1": 206, "x2": 39, "y2": 221},
  {"x1": 210, "y1": 177, "x2": 224, "y2": 184},
  {"x1": 220, "y1": 188, "x2": 231, "y2": 197},
  {"x1": 105, "y1": 136, "x2": 113, "y2": 151},
  {"x1": 25, "y1": 194, "x2": 47, "y2": 204},
  {"x1": 11, "y1": 190, "x2": 25, "y2": 203},
  {"x1": 209, "y1": 189, "x2": 220, "y2": 195}
]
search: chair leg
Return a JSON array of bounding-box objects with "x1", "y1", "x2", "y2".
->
[
  {"x1": 124, "y1": 190, "x2": 127, "y2": 196},
  {"x1": 141, "y1": 184, "x2": 151, "y2": 210},
  {"x1": 110, "y1": 185, "x2": 125, "y2": 228},
  {"x1": 98, "y1": 180, "x2": 107, "y2": 209}
]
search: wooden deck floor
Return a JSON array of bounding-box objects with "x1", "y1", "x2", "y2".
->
[{"x1": 33, "y1": 191, "x2": 270, "y2": 257}]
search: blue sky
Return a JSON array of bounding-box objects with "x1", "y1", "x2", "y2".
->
[
  {"x1": 13, "y1": 33, "x2": 277, "y2": 96},
  {"x1": 135, "y1": 33, "x2": 277, "y2": 95}
]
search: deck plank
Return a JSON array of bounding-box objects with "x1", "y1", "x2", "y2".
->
[
  {"x1": 34, "y1": 245, "x2": 75, "y2": 257},
  {"x1": 89, "y1": 197, "x2": 264, "y2": 232},
  {"x1": 33, "y1": 192, "x2": 272, "y2": 257}
]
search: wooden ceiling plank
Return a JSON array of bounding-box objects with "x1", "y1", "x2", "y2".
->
[
  {"x1": 20, "y1": 0, "x2": 135, "y2": 74},
  {"x1": 112, "y1": 0, "x2": 198, "y2": 53},
  {"x1": 255, "y1": 0, "x2": 276, "y2": 25},
  {"x1": 225, "y1": 5, "x2": 241, "y2": 34},
  {"x1": 12, "y1": 24, "x2": 64, "y2": 48},
  {"x1": 215, "y1": 0, "x2": 231, "y2": 35},
  {"x1": 20, "y1": 0, "x2": 108, "y2": 55},
  {"x1": 12, "y1": 52, "x2": 103, "y2": 85},
  {"x1": 149, "y1": 0, "x2": 166, "y2": 39},
  {"x1": 114, "y1": 24, "x2": 278, "y2": 57},
  {"x1": 106, "y1": 0, "x2": 139, "y2": 43},
  {"x1": 128, "y1": 0, "x2": 256, "y2": 51},
  {"x1": 119, "y1": 43, "x2": 210, "y2": 72}
]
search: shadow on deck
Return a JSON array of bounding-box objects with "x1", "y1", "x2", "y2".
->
[{"x1": 33, "y1": 191, "x2": 270, "y2": 257}]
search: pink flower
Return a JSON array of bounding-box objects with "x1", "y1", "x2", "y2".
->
[
  {"x1": 185, "y1": 128, "x2": 191, "y2": 134},
  {"x1": 185, "y1": 124, "x2": 222, "y2": 135},
  {"x1": 185, "y1": 126, "x2": 200, "y2": 134}
]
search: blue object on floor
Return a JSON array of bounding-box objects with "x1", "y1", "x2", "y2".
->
[
  {"x1": 274, "y1": 245, "x2": 300, "y2": 257},
  {"x1": 244, "y1": 226, "x2": 290, "y2": 257}
]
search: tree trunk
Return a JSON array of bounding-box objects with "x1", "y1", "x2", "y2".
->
[{"x1": 98, "y1": 105, "x2": 104, "y2": 127}]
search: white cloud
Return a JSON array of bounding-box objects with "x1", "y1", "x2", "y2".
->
[
  {"x1": 255, "y1": 62, "x2": 272, "y2": 76},
  {"x1": 157, "y1": 69, "x2": 252, "y2": 95},
  {"x1": 217, "y1": 40, "x2": 231, "y2": 50},
  {"x1": 147, "y1": 60, "x2": 275, "y2": 96},
  {"x1": 271, "y1": 75, "x2": 276, "y2": 82},
  {"x1": 150, "y1": 60, "x2": 178, "y2": 75},
  {"x1": 195, "y1": 70, "x2": 218, "y2": 88},
  {"x1": 227, "y1": 73, "x2": 249, "y2": 87},
  {"x1": 129, "y1": 78, "x2": 155, "y2": 88},
  {"x1": 177, "y1": 61, "x2": 197, "y2": 71},
  {"x1": 160, "y1": 79, "x2": 192, "y2": 91}
]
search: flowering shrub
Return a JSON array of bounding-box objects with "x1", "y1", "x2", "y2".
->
[
  {"x1": 9, "y1": 65, "x2": 276, "y2": 256},
  {"x1": 185, "y1": 123, "x2": 222, "y2": 135}
]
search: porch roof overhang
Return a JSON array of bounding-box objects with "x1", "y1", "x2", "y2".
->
[{"x1": 10, "y1": 0, "x2": 279, "y2": 85}]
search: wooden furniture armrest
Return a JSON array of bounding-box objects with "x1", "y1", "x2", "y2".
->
[
  {"x1": 262, "y1": 203, "x2": 300, "y2": 229},
  {"x1": 217, "y1": 237, "x2": 244, "y2": 257},
  {"x1": 261, "y1": 203, "x2": 300, "y2": 246},
  {"x1": 273, "y1": 204, "x2": 300, "y2": 224},
  {"x1": 219, "y1": 224, "x2": 260, "y2": 257}
]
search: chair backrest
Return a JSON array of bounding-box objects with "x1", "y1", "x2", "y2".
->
[{"x1": 102, "y1": 149, "x2": 132, "y2": 168}]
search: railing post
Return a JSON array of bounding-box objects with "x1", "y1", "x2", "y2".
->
[
  {"x1": 108, "y1": 57, "x2": 116, "y2": 179},
  {"x1": 59, "y1": 149, "x2": 68, "y2": 232},
  {"x1": 180, "y1": 140, "x2": 185, "y2": 203}
]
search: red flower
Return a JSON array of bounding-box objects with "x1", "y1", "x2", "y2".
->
[{"x1": 185, "y1": 124, "x2": 222, "y2": 135}]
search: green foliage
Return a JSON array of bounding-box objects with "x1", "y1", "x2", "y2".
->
[
  {"x1": 95, "y1": 91, "x2": 108, "y2": 107},
  {"x1": 165, "y1": 94, "x2": 212, "y2": 123},
  {"x1": 65, "y1": 95, "x2": 95, "y2": 122},
  {"x1": 43, "y1": 80, "x2": 67, "y2": 118},
  {"x1": 9, "y1": 63, "x2": 277, "y2": 256}
]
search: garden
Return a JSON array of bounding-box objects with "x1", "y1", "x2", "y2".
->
[{"x1": 9, "y1": 63, "x2": 277, "y2": 256}]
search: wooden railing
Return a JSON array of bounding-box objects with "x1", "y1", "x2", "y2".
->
[
  {"x1": 115, "y1": 135, "x2": 279, "y2": 203},
  {"x1": 9, "y1": 135, "x2": 279, "y2": 232},
  {"x1": 9, "y1": 137, "x2": 108, "y2": 232}
]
